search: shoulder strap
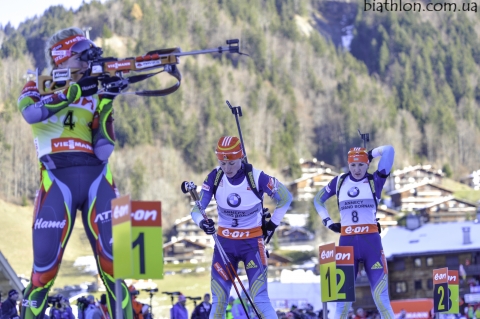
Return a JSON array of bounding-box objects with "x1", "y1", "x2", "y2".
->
[
  {"x1": 212, "y1": 165, "x2": 263, "y2": 202},
  {"x1": 366, "y1": 173, "x2": 378, "y2": 210},
  {"x1": 244, "y1": 163, "x2": 263, "y2": 202},
  {"x1": 336, "y1": 173, "x2": 349, "y2": 210},
  {"x1": 212, "y1": 168, "x2": 224, "y2": 199}
]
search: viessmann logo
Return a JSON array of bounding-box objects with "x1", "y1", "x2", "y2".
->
[{"x1": 106, "y1": 61, "x2": 131, "y2": 70}]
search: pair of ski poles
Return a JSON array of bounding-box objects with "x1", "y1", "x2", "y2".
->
[{"x1": 180, "y1": 181, "x2": 261, "y2": 318}]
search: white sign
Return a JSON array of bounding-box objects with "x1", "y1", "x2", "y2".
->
[{"x1": 465, "y1": 293, "x2": 480, "y2": 304}]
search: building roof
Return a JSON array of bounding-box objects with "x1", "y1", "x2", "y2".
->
[
  {"x1": 163, "y1": 238, "x2": 209, "y2": 250},
  {"x1": 414, "y1": 196, "x2": 478, "y2": 210},
  {"x1": 392, "y1": 165, "x2": 444, "y2": 178},
  {"x1": 382, "y1": 221, "x2": 480, "y2": 259},
  {"x1": 387, "y1": 181, "x2": 454, "y2": 196}
]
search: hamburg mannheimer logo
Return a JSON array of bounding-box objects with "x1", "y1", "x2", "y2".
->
[
  {"x1": 227, "y1": 193, "x2": 241, "y2": 207},
  {"x1": 347, "y1": 187, "x2": 360, "y2": 198}
]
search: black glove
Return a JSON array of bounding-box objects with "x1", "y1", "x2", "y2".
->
[
  {"x1": 367, "y1": 149, "x2": 374, "y2": 162},
  {"x1": 101, "y1": 76, "x2": 129, "y2": 99},
  {"x1": 323, "y1": 218, "x2": 341, "y2": 233},
  {"x1": 328, "y1": 223, "x2": 342, "y2": 233},
  {"x1": 263, "y1": 220, "x2": 278, "y2": 244},
  {"x1": 77, "y1": 76, "x2": 98, "y2": 97},
  {"x1": 199, "y1": 219, "x2": 216, "y2": 235},
  {"x1": 376, "y1": 218, "x2": 381, "y2": 234}
]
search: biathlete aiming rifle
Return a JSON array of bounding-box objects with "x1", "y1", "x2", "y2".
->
[
  {"x1": 180, "y1": 181, "x2": 261, "y2": 319},
  {"x1": 29, "y1": 39, "x2": 246, "y2": 97}
]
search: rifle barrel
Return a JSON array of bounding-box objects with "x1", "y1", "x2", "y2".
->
[{"x1": 158, "y1": 45, "x2": 238, "y2": 58}]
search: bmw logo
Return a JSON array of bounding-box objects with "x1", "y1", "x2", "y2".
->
[
  {"x1": 347, "y1": 187, "x2": 360, "y2": 198},
  {"x1": 227, "y1": 193, "x2": 241, "y2": 207}
]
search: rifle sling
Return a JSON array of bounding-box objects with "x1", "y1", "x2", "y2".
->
[{"x1": 127, "y1": 66, "x2": 182, "y2": 97}]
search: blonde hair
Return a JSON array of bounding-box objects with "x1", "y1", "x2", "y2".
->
[{"x1": 44, "y1": 27, "x2": 84, "y2": 71}]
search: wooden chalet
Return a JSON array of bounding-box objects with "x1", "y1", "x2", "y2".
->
[
  {"x1": 267, "y1": 252, "x2": 293, "y2": 267},
  {"x1": 173, "y1": 201, "x2": 218, "y2": 247},
  {"x1": 288, "y1": 169, "x2": 338, "y2": 201},
  {"x1": 354, "y1": 221, "x2": 480, "y2": 310},
  {"x1": 275, "y1": 226, "x2": 315, "y2": 244},
  {"x1": 383, "y1": 221, "x2": 480, "y2": 300},
  {"x1": 414, "y1": 196, "x2": 478, "y2": 223},
  {"x1": 387, "y1": 181, "x2": 454, "y2": 211},
  {"x1": 163, "y1": 238, "x2": 210, "y2": 263},
  {"x1": 377, "y1": 205, "x2": 400, "y2": 227},
  {"x1": 385, "y1": 165, "x2": 444, "y2": 193},
  {"x1": 298, "y1": 158, "x2": 337, "y2": 174}
]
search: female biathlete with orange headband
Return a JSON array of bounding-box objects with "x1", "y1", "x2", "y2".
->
[
  {"x1": 314, "y1": 146, "x2": 395, "y2": 319},
  {"x1": 17, "y1": 27, "x2": 131, "y2": 319},
  {"x1": 190, "y1": 136, "x2": 293, "y2": 319}
]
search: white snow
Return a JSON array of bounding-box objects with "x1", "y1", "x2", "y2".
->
[{"x1": 381, "y1": 221, "x2": 480, "y2": 259}]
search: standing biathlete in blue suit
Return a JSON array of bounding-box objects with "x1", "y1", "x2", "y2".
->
[
  {"x1": 190, "y1": 136, "x2": 293, "y2": 319},
  {"x1": 314, "y1": 146, "x2": 395, "y2": 319}
]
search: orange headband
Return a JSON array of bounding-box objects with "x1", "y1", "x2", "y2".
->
[{"x1": 347, "y1": 147, "x2": 369, "y2": 164}]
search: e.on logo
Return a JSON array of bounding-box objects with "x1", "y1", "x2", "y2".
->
[
  {"x1": 321, "y1": 250, "x2": 334, "y2": 260},
  {"x1": 434, "y1": 273, "x2": 447, "y2": 281},
  {"x1": 448, "y1": 275, "x2": 457, "y2": 282},
  {"x1": 336, "y1": 253, "x2": 352, "y2": 261},
  {"x1": 114, "y1": 205, "x2": 129, "y2": 219},
  {"x1": 131, "y1": 201, "x2": 162, "y2": 227},
  {"x1": 132, "y1": 209, "x2": 158, "y2": 221}
]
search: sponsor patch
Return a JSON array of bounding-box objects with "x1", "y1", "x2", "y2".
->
[
  {"x1": 325, "y1": 184, "x2": 331, "y2": 193},
  {"x1": 267, "y1": 177, "x2": 275, "y2": 191},
  {"x1": 371, "y1": 261, "x2": 383, "y2": 270},
  {"x1": 202, "y1": 183, "x2": 210, "y2": 191},
  {"x1": 214, "y1": 262, "x2": 229, "y2": 281}
]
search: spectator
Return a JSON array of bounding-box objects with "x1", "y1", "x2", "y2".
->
[
  {"x1": 170, "y1": 294, "x2": 188, "y2": 319},
  {"x1": 129, "y1": 286, "x2": 147, "y2": 319},
  {"x1": 84, "y1": 295, "x2": 102, "y2": 319},
  {"x1": 98, "y1": 295, "x2": 110, "y2": 319},
  {"x1": 354, "y1": 308, "x2": 366, "y2": 319},
  {"x1": 1, "y1": 290, "x2": 19, "y2": 319},
  {"x1": 50, "y1": 295, "x2": 74, "y2": 319},
  {"x1": 191, "y1": 293, "x2": 211, "y2": 319},
  {"x1": 226, "y1": 297, "x2": 234, "y2": 319}
]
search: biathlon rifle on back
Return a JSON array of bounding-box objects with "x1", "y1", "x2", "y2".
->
[{"x1": 29, "y1": 39, "x2": 246, "y2": 97}]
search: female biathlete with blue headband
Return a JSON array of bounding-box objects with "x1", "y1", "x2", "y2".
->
[
  {"x1": 17, "y1": 27, "x2": 132, "y2": 319},
  {"x1": 314, "y1": 145, "x2": 395, "y2": 319}
]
